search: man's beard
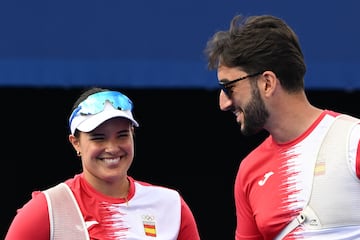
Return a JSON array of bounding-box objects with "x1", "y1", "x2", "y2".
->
[{"x1": 241, "y1": 86, "x2": 269, "y2": 136}]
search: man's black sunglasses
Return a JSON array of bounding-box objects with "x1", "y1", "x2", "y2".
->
[{"x1": 219, "y1": 71, "x2": 263, "y2": 96}]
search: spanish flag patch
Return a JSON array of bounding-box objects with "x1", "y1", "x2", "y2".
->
[{"x1": 142, "y1": 215, "x2": 157, "y2": 237}]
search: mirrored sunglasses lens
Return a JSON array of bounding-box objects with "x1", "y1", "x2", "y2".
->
[
  {"x1": 68, "y1": 91, "x2": 134, "y2": 128},
  {"x1": 79, "y1": 91, "x2": 133, "y2": 115}
]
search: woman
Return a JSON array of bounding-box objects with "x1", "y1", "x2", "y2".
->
[{"x1": 6, "y1": 87, "x2": 201, "y2": 240}]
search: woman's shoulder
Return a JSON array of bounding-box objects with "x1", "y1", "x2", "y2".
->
[{"x1": 5, "y1": 190, "x2": 50, "y2": 239}]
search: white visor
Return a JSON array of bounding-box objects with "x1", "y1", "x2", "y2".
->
[{"x1": 70, "y1": 101, "x2": 139, "y2": 135}]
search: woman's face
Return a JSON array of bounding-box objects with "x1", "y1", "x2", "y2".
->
[{"x1": 70, "y1": 117, "x2": 134, "y2": 185}]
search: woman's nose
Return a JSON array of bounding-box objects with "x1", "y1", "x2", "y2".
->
[{"x1": 104, "y1": 140, "x2": 121, "y2": 153}]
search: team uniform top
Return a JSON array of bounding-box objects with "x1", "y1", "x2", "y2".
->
[
  {"x1": 235, "y1": 110, "x2": 360, "y2": 239},
  {"x1": 6, "y1": 174, "x2": 200, "y2": 240}
]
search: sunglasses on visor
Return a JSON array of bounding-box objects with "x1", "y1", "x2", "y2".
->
[{"x1": 68, "y1": 91, "x2": 134, "y2": 127}]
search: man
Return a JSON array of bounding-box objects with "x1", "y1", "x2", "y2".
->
[{"x1": 204, "y1": 14, "x2": 360, "y2": 239}]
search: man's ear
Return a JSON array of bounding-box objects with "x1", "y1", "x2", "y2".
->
[{"x1": 260, "y1": 71, "x2": 278, "y2": 96}]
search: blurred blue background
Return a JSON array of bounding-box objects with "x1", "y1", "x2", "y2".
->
[{"x1": 0, "y1": 0, "x2": 359, "y2": 89}]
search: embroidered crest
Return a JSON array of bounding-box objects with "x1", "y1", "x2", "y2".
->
[{"x1": 142, "y1": 214, "x2": 157, "y2": 237}]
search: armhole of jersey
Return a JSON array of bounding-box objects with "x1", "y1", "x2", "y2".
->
[{"x1": 43, "y1": 182, "x2": 90, "y2": 240}]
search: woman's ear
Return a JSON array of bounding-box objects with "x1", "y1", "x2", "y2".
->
[{"x1": 68, "y1": 134, "x2": 80, "y2": 153}]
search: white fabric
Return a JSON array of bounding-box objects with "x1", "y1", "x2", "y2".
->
[
  {"x1": 276, "y1": 114, "x2": 360, "y2": 239},
  {"x1": 43, "y1": 183, "x2": 90, "y2": 240}
]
